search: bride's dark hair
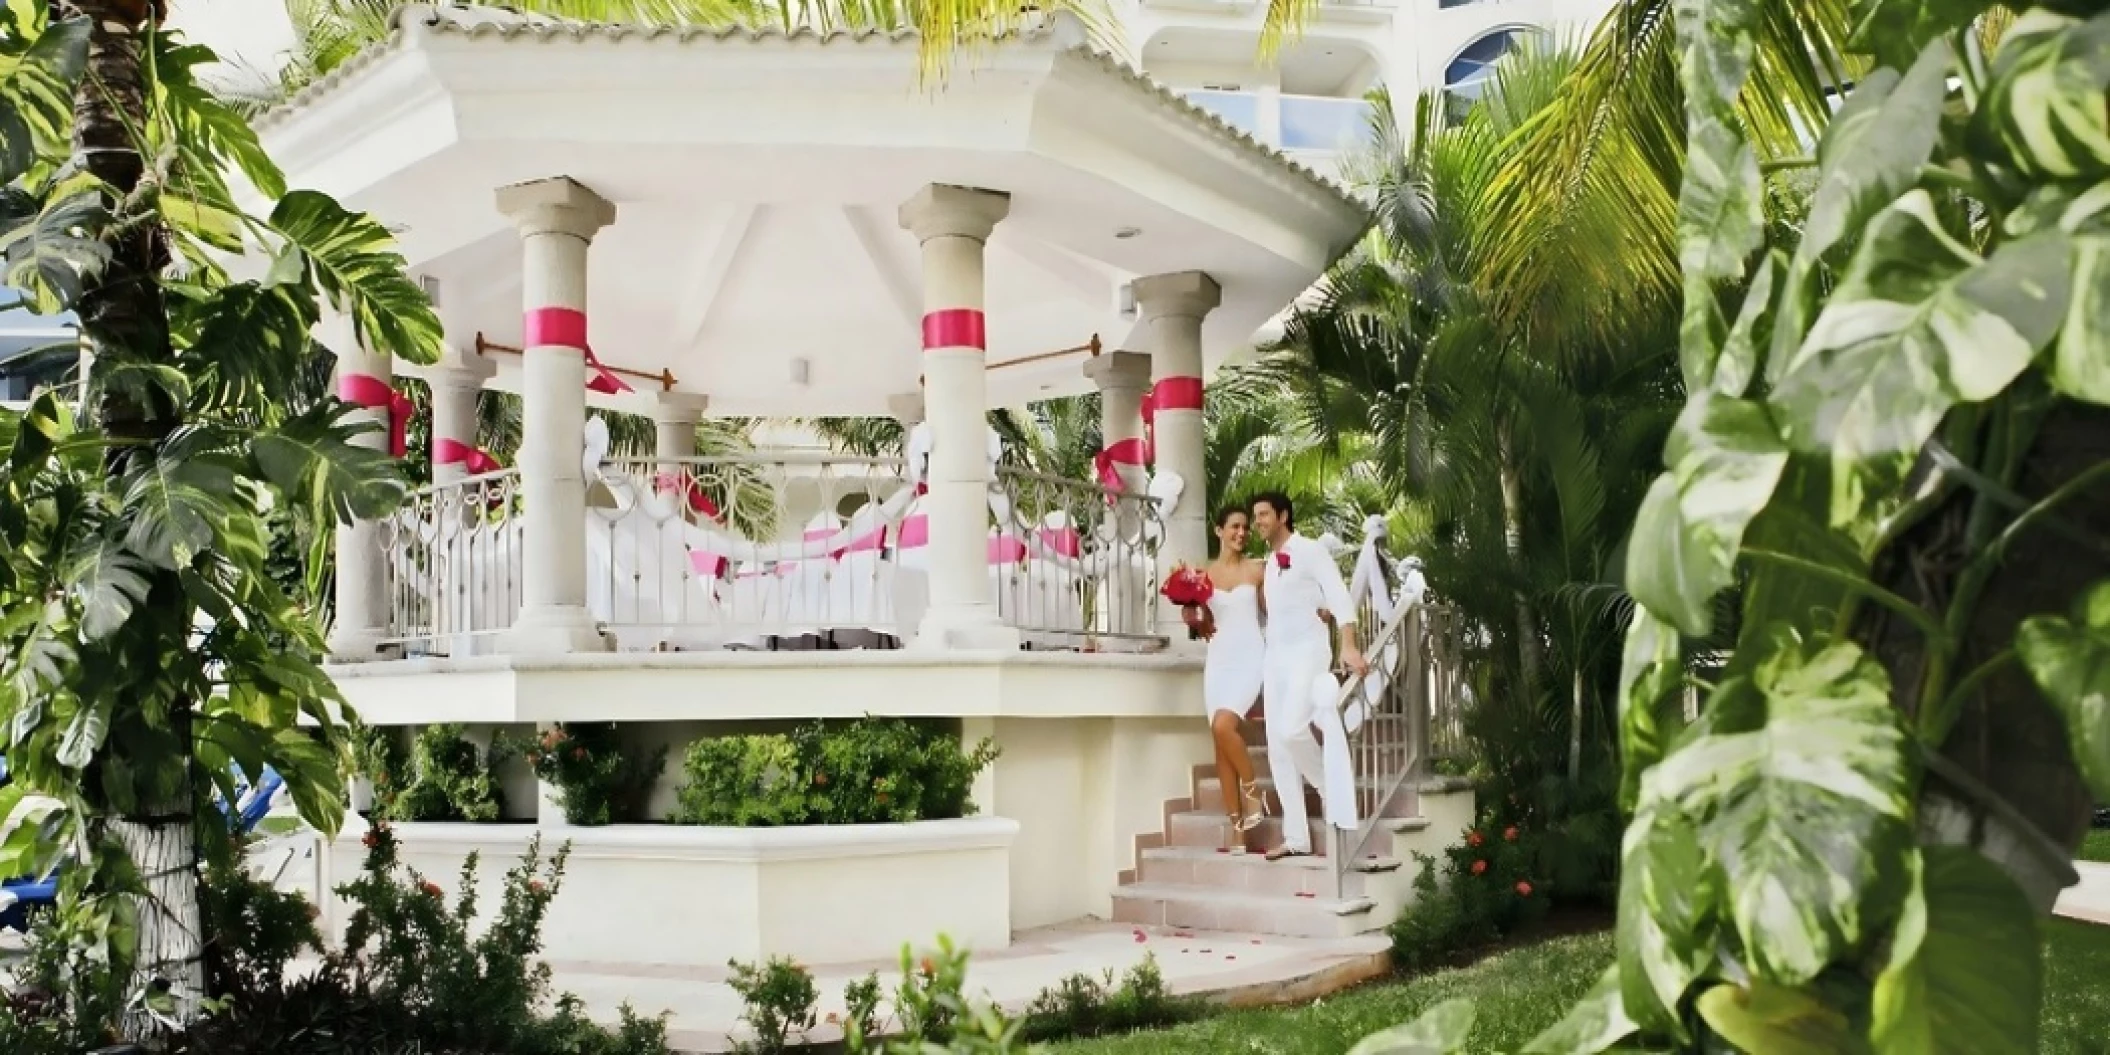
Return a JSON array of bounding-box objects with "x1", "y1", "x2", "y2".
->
[{"x1": 1213, "y1": 505, "x2": 1248, "y2": 528}]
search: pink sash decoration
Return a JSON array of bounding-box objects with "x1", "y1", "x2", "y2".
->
[
  {"x1": 921, "y1": 308, "x2": 987, "y2": 351},
  {"x1": 989, "y1": 535, "x2": 1028, "y2": 564},
  {"x1": 1038, "y1": 525, "x2": 1082, "y2": 559},
  {"x1": 434, "y1": 437, "x2": 500, "y2": 475},
  {"x1": 524, "y1": 307, "x2": 633, "y2": 395},
  {"x1": 895, "y1": 514, "x2": 930, "y2": 550},
  {"x1": 338, "y1": 373, "x2": 412, "y2": 458},
  {"x1": 1093, "y1": 437, "x2": 1148, "y2": 496},
  {"x1": 688, "y1": 550, "x2": 728, "y2": 579},
  {"x1": 654, "y1": 471, "x2": 721, "y2": 519},
  {"x1": 840, "y1": 524, "x2": 887, "y2": 556}
]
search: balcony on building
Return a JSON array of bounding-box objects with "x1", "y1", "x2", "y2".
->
[{"x1": 1142, "y1": 28, "x2": 1386, "y2": 181}]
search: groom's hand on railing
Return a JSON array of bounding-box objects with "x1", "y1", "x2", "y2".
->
[{"x1": 1341, "y1": 643, "x2": 1370, "y2": 678}]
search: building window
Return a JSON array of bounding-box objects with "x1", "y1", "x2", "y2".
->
[{"x1": 1443, "y1": 28, "x2": 1531, "y2": 117}]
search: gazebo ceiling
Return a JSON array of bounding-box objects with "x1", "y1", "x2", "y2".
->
[{"x1": 254, "y1": 4, "x2": 1369, "y2": 415}]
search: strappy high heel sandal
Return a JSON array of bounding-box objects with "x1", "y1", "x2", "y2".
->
[{"x1": 1234, "y1": 779, "x2": 1268, "y2": 832}]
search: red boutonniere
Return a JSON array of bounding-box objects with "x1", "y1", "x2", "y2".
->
[{"x1": 1275, "y1": 550, "x2": 1291, "y2": 570}]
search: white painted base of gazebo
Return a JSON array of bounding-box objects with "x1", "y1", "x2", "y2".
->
[
  {"x1": 317, "y1": 818, "x2": 1019, "y2": 968},
  {"x1": 324, "y1": 653, "x2": 1216, "y2": 956}
]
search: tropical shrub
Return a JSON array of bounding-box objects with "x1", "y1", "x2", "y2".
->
[
  {"x1": 384, "y1": 723, "x2": 513, "y2": 823},
  {"x1": 521, "y1": 722, "x2": 667, "y2": 826},
  {"x1": 1017, "y1": 952, "x2": 1204, "y2": 1043},
  {"x1": 726, "y1": 954, "x2": 820, "y2": 1054},
  {"x1": 1388, "y1": 817, "x2": 1553, "y2": 971},
  {"x1": 1366, "y1": 0, "x2": 2110, "y2": 1051},
  {"x1": 672, "y1": 718, "x2": 999, "y2": 826}
]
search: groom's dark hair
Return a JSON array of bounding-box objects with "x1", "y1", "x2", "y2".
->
[{"x1": 1252, "y1": 491, "x2": 1294, "y2": 529}]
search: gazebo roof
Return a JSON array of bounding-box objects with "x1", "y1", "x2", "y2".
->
[{"x1": 255, "y1": 4, "x2": 1369, "y2": 415}]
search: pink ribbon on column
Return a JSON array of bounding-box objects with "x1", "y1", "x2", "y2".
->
[
  {"x1": 524, "y1": 306, "x2": 633, "y2": 395},
  {"x1": 1094, "y1": 437, "x2": 1150, "y2": 495},
  {"x1": 434, "y1": 438, "x2": 501, "y2": 475},
  {"x1": 338, "y1": 373, "x2": 412, "y2": 458}
]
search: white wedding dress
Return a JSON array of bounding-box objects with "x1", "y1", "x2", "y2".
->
[{"x1": 1204, "y1": 584, "x2": 1266, "y2": 719}]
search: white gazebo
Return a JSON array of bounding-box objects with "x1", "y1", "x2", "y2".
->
[{"x1": 261, "y1": 4, "x2": 1470, "y2": 979}]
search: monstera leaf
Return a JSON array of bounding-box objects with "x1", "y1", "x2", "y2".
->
[
  {"x1": 251, "y1": 406, "x2": 405, "y2": 523},
  {"x1": 1871, "y1": 846, "x2": 2042, "y2": 1055},
  {"x1": 1696, "y1": 979, "x2": 1865, "y2": 1055},
  {"x1": 1, "y1": 187, "x2": 107, "y2": 312},
  {"x1": 1626, "y1": 395, "x2": 1790, "y2": 636},
  {"x1": 0, "y1": 4, "x2": 86, "y2": 183},
  {"x1": 1617, "y1": 607, "x2": 1687, "y2": 810},
  {"x1": 268, "y1": 190, "x2": 444, "y2": 366},
  {"x1": 2016, "y1": 580, "x2": 2110, "y2": 799},
  {"x1": 119, "y1": 428, "x2": 243, "y2": 569},
  {"x1": 64, "y1": 537, "x2": 151, "y2": 642},
  {"x1": 1523, "y1": 966, "x2": 1641, "y2": 1054},
  {"x1": 1640, "y1": 637, "x2": 1914, "y2": 985},
  {"x1": 1616, "y1": 803, "x2": 1718, "y2": 1036}
]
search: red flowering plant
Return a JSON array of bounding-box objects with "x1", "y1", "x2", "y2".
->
[
  {"x1": 520, "y1": 722, "x2": 667, "y2": 826},
  {"x1": 1386, "y1": 808, "x2": 1550, "y2": 970}
]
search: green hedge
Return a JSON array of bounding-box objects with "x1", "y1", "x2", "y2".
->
[{"x1": 672, "y1": 717, "x2": 998, "y2": 826}]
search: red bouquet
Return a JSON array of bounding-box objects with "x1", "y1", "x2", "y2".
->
[{"x1": 1160, "y1": 564, "x2": 1216, "y2": 608}]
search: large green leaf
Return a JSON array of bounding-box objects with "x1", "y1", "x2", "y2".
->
[
  {"x1": 2054, "y1": 231, "x2": 2110, "y2": 404},
  {"x1": 1870, "y1": 847, "x2": 2041, "y2": 1054},
  {"x1": 153, "y1": 36, "x2": 288, "y2": 201},
  {"x1": 1641, "y1": 637, "x2": 1913, "y2": 984},
  {"x1": 2015, "y1": 580, "x2": 2110, "y2": 799},
  {"x1": 1975, "y1": 11, "x2": 2110, "y2": 182},
  {"x1": 1714, "y1": 250, "x2": 1776, "y2": 399},
  {"x1": 1671, "y1": 0, "x2": 1764, "y2": 396},
  {"x1": 1349, "y1": 998, "x2": 1476, "y2": 1055},
  {"x1": 1696, "y1": 980, "x2": 1865, "y2": 1055},
  {"x1": 1626, "y1": 395, "x2": 1789, "y2": 636},
  {"x1": 0, "y1": 187, "x2": 108, "y2": 312},
  {"x1": 1617, "y1": 607, "x2": 1686, "y2": 810},
  {"x1": 1522, "y1": 966, "x2": 1640, "y2": 1054},
  {"x1": 55, "y1": 696, "x2": 108, "y2": 769},
  {"x1": 1773, "y1": 193, "x2": 2068, "y2": 529},
  {"x1": 1616, "y1": 803, "x2": 1717, "y2": 1037},
  {"x1": 268, "y1": 190, "x2": 444, "y2": 366},
  {"x1": 252, "y1": 406, "x2": 406, "y2": 523},
  {"x1": 120, "y1": 430, "x2": 243, "y2": 569},
  {"x1": 64, "y1": 537, "x2": 150, "y2": 642},
  {"x1": 179, "y1": 280, "x2": 324, "y2": 417},
  {"x1": 0, "y1": 5, "x2": 86, "y2": 183},
  {"x1": 1768, "y1": 40, "x2": 1952, "y2": 382}
]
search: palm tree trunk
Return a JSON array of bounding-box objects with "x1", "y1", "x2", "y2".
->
[
  {"x1": 1568, "y1": 667, "x2": 1584, "y2": 782},
  {"x1": 65, "y1": 0, "x2": 204, "y2": 1035},
  {"x1": 1496, "y1": 423, "x2": 1544, "y2": 692}
]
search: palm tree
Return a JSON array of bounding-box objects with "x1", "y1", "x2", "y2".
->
[{"x1": 1265, "y1": 43, "x2": 1687, "y2": 791}]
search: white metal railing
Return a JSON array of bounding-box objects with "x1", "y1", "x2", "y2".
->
[
  {"x1": 588, "y1": 454, "x2": 915, "y2": 650},
  {"x1": 379, "y1": 469, "x2": 524, "y2": 655},
  {"x1": 373, "y1": 456, "x2": 1172, "y2": 654},
  {"x1": 990, "y1": 466, "x2": 1164, "y2": 646},
  {"x1": 1327, "y1": 601, "x2": 1467, "y2": 894}
]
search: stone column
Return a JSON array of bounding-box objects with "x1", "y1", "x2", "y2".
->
[
  {"x1": 1083, "y1": 351, "x2": 1153, "y2": 636},
  {"x1": 1132, "y1": 272, "x2": 1221, "y2": 643},
  {"x1": 326, "y1": 311, "x2": 394, "y2": 659},
  {"x1": 427, "y1": 345, "x2": 497, "y2": 487},
  {"x1": 497, "y1": 176, "x2": 617, "y2": 654},
  {"x1": 899, "y1": 184, "x2": 1015, "y2": 650},
  {"x1": 652, "y1": 393, "x2": 710, "y2": 460}
]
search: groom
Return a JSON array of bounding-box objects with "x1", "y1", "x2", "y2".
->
[{"x1": 1251, "y1": 492, "x2": 1367, "y2": 861}]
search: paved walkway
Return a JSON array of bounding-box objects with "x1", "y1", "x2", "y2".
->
[
  {"x1": 2055, "y1": 860, "x2": 2110, "y2": 926},
  {"x1": 556, "y1": 920, "x2": 1390, "y2": 1053}
]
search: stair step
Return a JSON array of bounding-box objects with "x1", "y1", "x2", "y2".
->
[
  {"x1": 1193, "y1": 775, "x2": 1421, "y2": 820},
  {"x1": 1110, "y1": 881, "x2": 1378, "y2": 938},
  {"x1": 1167, "y1": 810, "x2": 1351, "y2": 855},
  {"x1": 1139, "y1": 845, "x2": 1399, "y2": 897}
]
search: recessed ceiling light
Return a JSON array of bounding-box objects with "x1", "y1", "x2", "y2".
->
[{"x1": 1114, "y1": 227, "x2": 1142, "y2": 239}]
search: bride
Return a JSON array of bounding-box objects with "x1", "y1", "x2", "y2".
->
[{"x1": 1183, "y1": 506, "x2": 1268, "y2": 849}]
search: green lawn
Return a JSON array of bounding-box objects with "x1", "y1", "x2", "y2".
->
[
  {"x1": 1051, "y1": 920, "x2": 2110, "y2": 1054},
  {"x1": 2079, "y1": 829, "x2": 2110, "y2": 863}
]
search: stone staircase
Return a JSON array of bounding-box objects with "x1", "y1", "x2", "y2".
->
[{"x1": 1111, "y1": 725, "x2": 1454, "y2": 939}]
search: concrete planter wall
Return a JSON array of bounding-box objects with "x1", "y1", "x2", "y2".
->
[{"x1": 319, "y1": 817, "x2": 1019, "y2": 967}]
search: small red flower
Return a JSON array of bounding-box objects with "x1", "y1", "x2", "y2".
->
[
  {"x1": 571, "y1": 746, "x2": 588, "y2": 762},
  {"x1": 919, "y1": 957, "x2": 936, "y2": 978},
  {"x1": 875, "y1": 792, "x2": 889, "y2": 805},
  {"x1": 1516, "y1": 880, "x2": 1534, "y2": 898},
  {"x1": 1503, "y1": 826, "x2": 1518, "y2": 842},
  {"x1": 1467, "y1": 830, "x2": 1484, "y2": 847},
  {"x1": 419, "y1": 880, "x2": 443, "y2": 899},
  {"x1": 1274, "y1": 550, "x2": 1291, "y2": 570},
  {"x1": 814, "y1": 772, "x2": 829, "y2": 787},
  {"x1": 529, "y1": 880, "x2": 547, "y2": 896},
  {"x1": 361, "y1": 830, "x2": 379, "y2": 849},
  {"x1": 1471, "y1": 860, "x2": 1488, "y2": 876}
]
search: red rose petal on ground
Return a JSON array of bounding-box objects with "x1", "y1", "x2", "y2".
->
[
  {"x1": 1134, "y1": 932, "x2": 1147, "y2": 943},
  {"x1": 1251, "y1": 939, "x2": 1262, "y2": 944},
  {"x1": 1226, "y1": 955, "x2": 1237, "y2": 961},
  {"x1": 1198, "y1": 948, "x2": 1211, "y2": 954}
]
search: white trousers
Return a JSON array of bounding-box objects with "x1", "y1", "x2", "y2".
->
[{"x1": 1263, "y1": 634, "x2": 1359, "y2": 852}]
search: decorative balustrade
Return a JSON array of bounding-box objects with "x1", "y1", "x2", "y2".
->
[
  {"x1": 379, "y1": 469, "x2": 525, "y2": 656},
  {"x1": 371, "y1": 454, "x2": 1170, "y2": 654},
  {"x1": 989, "y1": 466, "x2": 1164, "y2": 646}
]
